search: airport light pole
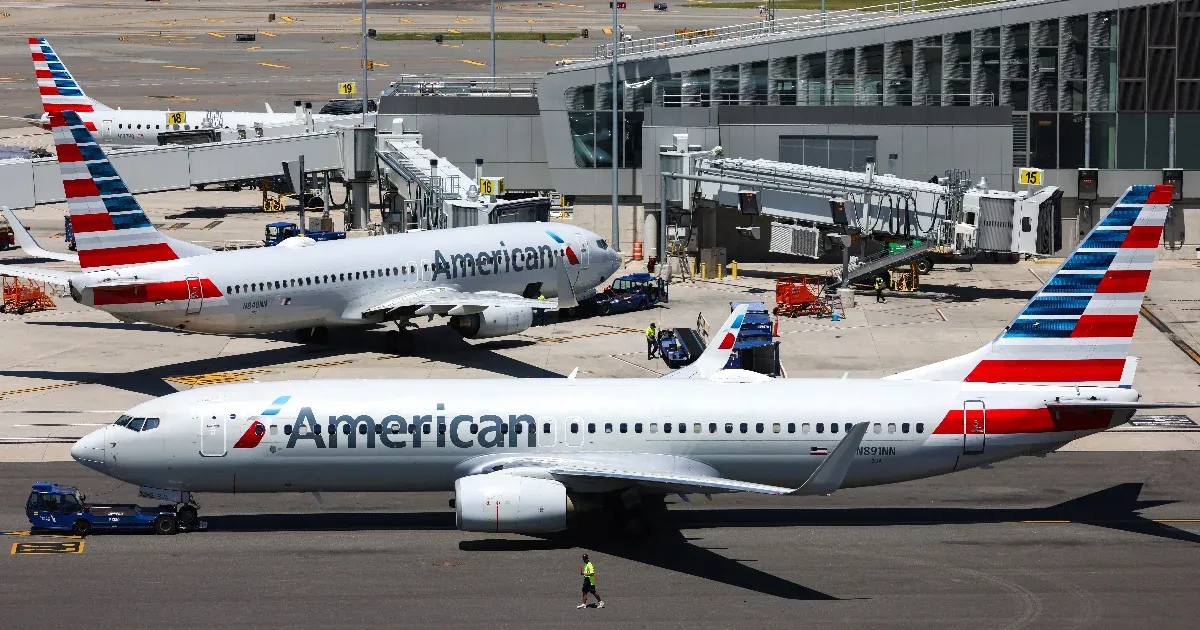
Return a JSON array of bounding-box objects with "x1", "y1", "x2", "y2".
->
[
  {"x1": 490, "y1": 0, "x2": 496, "y2": 83},
  {"x1": 361, "y1": 0, "x2": 369, "y2": 124},
  {"x1": 611, "y1": 1, "x2": 620, "y2": 251}
]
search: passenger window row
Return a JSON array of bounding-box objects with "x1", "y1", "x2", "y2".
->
[
  {"x1": 227, "y1": 265, "x2": 420, "y2": 295},
  {"x1": 119, "y1": 123, "x2": 165, "y2": 130},
  {"x1": 113, "y1": 414, "x2": 160, "y2": 431},
  {"x1": 564, "y1": 421, "x2": 925, "y2": 435}
]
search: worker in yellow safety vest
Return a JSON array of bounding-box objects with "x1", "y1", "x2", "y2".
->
[
  {"x1": 874, "y1": 276, "x2": 887, "y2": 304},
  {"x1": 645, "y1": 323, "x2": 658, "y2": 360},
  {"x1": 535, "y1": 293, "x2": 547, "y2": 326},
  {"x1": 577, "y1": 553, "x2": 605, "y2": 609}
]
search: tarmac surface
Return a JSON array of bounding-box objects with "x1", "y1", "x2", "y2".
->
[{"x1": 2, "y1": 453, "x2": 1200, "y2": 628}]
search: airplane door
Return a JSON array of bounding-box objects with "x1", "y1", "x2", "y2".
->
[
  {"x1": 101, "y1": 119, "x2": 112, "y2": 141},
  {"x1": 199, "y1": 413, "x2": 227, "y2": 457},
  {"x1": 185, "y1": 276, "x2": 203, "y2": 314},
  {"x1": 575, "y1": 234, "x2": 590, "y2": 269},
  {"x1": 563, "y1": 416, "x2": 584, "y2": 447},
  {"x1": 963, "y1": 400, "x2": 986, "y2": 454},
  {"x1": 539, "y1": 416, "x2": 557, "y2": 447}
]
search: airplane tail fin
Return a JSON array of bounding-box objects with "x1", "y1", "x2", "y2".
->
[
  {"x1": 889, "y1": 184, "x2": 1171, "y2": 387},
  {"x1": 662, "y1": 304, "x2": 749, "y2": 379},
  {"x1": 30, "y1": 37, "x2": 110, "y2": 120},
  {"x1": 50, "y1": 110, "x2": 182, "y2": 270}
]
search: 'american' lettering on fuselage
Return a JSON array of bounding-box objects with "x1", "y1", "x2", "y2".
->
[
  {"x1": 431, "y1": 243, "x2": 559, "y2": 281},
  {"x1": 283, "y1": 407, "x2": 538, "y2": 449}
]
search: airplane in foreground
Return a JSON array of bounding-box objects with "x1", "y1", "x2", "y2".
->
[
  {"x1": 0, "y1": 110, "x2": 619, "y2": 352},
  {"x1": 70, "y1": 184, "x2": 1198, "y2": 534},
  {"x1": 17, "y1": 37, "x2": 361, "y2": 145}
]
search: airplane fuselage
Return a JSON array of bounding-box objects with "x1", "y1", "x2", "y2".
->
[
  {"x1": 71, "y1": 378, "x2": 1137, "y2": 495},
  {"x1": 34, "y1": 109, "x2": 350, "y2": 145},
  {"x1": 73, "y1": 223, "x2": 618, "y2": 334}
]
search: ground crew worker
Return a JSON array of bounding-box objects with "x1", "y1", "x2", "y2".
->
[
  {"x1": 874, "y1": 276, "x2": 887, "y2": 303},
  {"x1": 646, "y1": 322, "x2": 658, "y2": 359},
  {"x1": 577, "y1": 553, "x2": 604, "y2": 609},
  {"x1": 535, "y1": 293, "x2": 547, "y2": 326}
]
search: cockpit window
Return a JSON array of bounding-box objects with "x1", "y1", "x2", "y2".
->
[
  {"x1": 127, "y1": 418, "x2": 146, "y2": 431},
  {"x1": 596, "y1": 239, "x2": 609, "y2": 250},
  {"x1": 115, "y1": 415, "x2": 131, "y2": 427},
  {"x1": 142, "y1": 418, "x2": 160, "y2": 431}
]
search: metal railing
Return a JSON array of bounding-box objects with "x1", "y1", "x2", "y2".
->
[
  {"x1": 595, "y1": 0, "x2": 1019, "y2": 59},
  {"x1": 384, "y1": 74, "x2": 540, "y2": 97},
  {"x1": 661, "y1": 92, "x2": 996, "y2": 107}
]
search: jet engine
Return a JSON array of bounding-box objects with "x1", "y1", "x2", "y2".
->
[
  {"x1": 454, "y1": 474, "x2": 572, "y2": 533},
  {"x1": 448, "y1": 306, "x2": 533, "y2": 339}
]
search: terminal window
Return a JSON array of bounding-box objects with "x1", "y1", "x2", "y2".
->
[{"x1": 779, "y1": 136, "x2": 878, "y2": 171}]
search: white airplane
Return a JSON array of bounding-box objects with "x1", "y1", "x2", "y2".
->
[
  {"x1": 0, "y1": 110, "x2": 619, "y2": 351},
  {"x1": 69, "y1": 184, "x2": 1199, "y2": 535},
  {"x1": 18, "y1": 37, "x2": 360, "y2": 145}
]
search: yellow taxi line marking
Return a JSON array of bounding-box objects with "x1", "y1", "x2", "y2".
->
[
  {"x1": 373, "y1": 62, "x2": 389, "y2": 67},
  {"x1": 202, "y1": 220, "x2": 223, "y2": 230},
  {"x1": 295, "y1": 361, "x2": 351, "y2": 369},
  {"x1": 257, "y1": 62, "x2": 289, "y2": 69},
  {"x1": 0, "y1": 382, "x2": 83, "y2": 401},
  {"x1": 12, "y1": 541, "x2": 84, "y2": 554},
  {"x1": 245, "y1": 46, "x2": 262, "y2": 50},
  {"x1": 448, "y1": 29, "x2": 461, "y2": 34},
  {"x1": 603, "y1": 27, "x2": 612, "y2": 34},
  {"x1": 460, "y1": 59, "x2": 487, "y2": 67},
  {"x1": 338, "y1": 45, "x2": 355, "y2": 49},
  {"x1": 547, "y1": 43, "x2": 567, "y2": 47},
  {"x1": 207, "y1": 32, "x2": 225, "y2": 38},
  {"x1": 522, "y1": 328, "x2": 640, "y2": 343},
  {"x1": 162, "y1": 65, "x2": 202, "y2": 71},
  {"x1": 164, "y1": 369, "x2": 272, "y2": 386},
  {"x1": 258, "y1": 31, "x2": 277, "y2": 37},
  {"x1": 279, "y1": 16, "x2": 294, "y2": 23},
  {"x1": 400, "y1": 19, "x2": 415, "y2": 23}
]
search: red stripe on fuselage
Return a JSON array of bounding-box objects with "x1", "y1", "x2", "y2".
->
[
  {"x1": 933, "y1": 408, "x2": 1114, "y2": 435},
  {"x1": 77, "y1": 243, "x2": 179, "y2": 269},
  {"x1": 964, "y1": 359, "x2": 1126, "y2": 383},
  {"x1": 1121, "y1": 225, "x2": 1163, "y2": 249},
  {"x1": 1095, "y1": 269, "x2": 1151, "y2": 294},
  {"x1": 1070, "y1": 314, "x2": 1139, "y2": 338},
  {"x1": 91, "y1": 278, "x2": 223, "y2": 306},
  {"x1": 233, "y1": 421, "x2": 266, "y2": 448}
]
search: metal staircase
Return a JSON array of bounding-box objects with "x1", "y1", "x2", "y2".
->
[{"x1": 825, "y1": 240, "x2": 935, "y2": 288}]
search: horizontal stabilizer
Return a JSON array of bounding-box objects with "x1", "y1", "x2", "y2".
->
[
  {"x1": 2, "y1": 207, "x2": 78, "y2": 263},
  {"x1": 1046, "y1": 401, "x2": 1200, "y2": 409},
  {"x1": 0, "y1": 263, "x2": 76, "y2": 286}
]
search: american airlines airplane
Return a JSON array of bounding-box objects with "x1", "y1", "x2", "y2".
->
[
  {"x1": 0, "y1": 110, "x2": 619, "y2": 351},
  {"x1": 68, "y1": 184, "x2": 1196, "y2": 535},
  {"x1": 18, "y1": 37, "x2": 359, "y2": 145}
]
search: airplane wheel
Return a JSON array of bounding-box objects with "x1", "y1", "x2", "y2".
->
[
  {"x1": 386, "y1": 330, "x2": 415, "y2": 355},
  {"x1": 71, "y1": 519, "x2": 91, "y2": 537},
  {"x1": 154, "y1": 515, "x2": 178, "y2": 535},
  {"x1": 177, "y1": 506, "x2": 198, "y2": 529}
]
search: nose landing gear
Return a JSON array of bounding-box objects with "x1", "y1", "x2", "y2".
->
[{"x1": 385, "y1": 320, "x2": 416, "y2": 355}]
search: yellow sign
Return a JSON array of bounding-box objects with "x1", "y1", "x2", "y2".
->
[
  {"x1": 11, "y1": 541, "x2": 85, "y2": 555},
  {"x1": 338, "y1": 81, "x2": 356, "y2": 95},
  {"x1": 479, "y1": 177, "x2": 505, "y2": 196},
  {"x1": 1019, "y1": 168, "x2": 1043, "y2": 186},
  {"x1": 167, "y1": 111, "x2": 187, "y2": 125}
]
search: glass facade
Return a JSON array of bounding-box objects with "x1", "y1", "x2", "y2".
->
[{"x1": 563, "y1": 0, "x2": 1199, "y2": 170}]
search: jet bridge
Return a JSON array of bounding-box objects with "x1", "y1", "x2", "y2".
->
[
  {"x1": 374, "y1": 119, "x2": 550, "y2": 232},
  {"x1": 659, "y1": 136, "x2": 1062, "y2": 286}
]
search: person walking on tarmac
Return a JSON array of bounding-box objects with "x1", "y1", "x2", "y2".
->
[
  {"x1": 874, "y1": 276, "x2": 887, "y2": 303},
  {"x1": 534, "y1": 293, "x2": 548, "y2": 326},
  {"x1": 577, "y1": 554, "x2": 605, "y2": 609},
  {"x1": 646, "y1": 322, "x2": 658, "y2": 360}
]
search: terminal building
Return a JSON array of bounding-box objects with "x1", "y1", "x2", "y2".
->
[{"x1": 378, "y1": 0, "x2": 1199, "y2": 258}]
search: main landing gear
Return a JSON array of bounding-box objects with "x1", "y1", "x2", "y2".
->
[
  {"x1": 385, "y1": 321, "x2": 416, "y2": 355},
  {"x1": 295, "y1": 326, "x2": 329, "y2": 344}
]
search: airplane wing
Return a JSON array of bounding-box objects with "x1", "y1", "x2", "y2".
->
[
  {"x1": 0, "y1": 263, "x2": 76, "y2": 286},
  {"x1": 661, "y1": 304, "x2": 749, "y2": 379},
  {"x1": 492, "y1": 422, "x2": 869, "y2": 497},
  {"x1": 349, "y1": 258, "x2": 579, "y2": 319},
  {"x1": 2, "y1": 207, "x2": 79, "y2": 263}
]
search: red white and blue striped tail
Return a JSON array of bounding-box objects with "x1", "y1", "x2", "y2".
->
[
  {"x1": 52, "y1": 110, "x2": 179, "y2": 270},
  {"x1": 890, "y1": 184, "x2": 1171, "y2": 387},
  {"x1": 30, "y1": 37, "x2": 108, "y2": 123}
]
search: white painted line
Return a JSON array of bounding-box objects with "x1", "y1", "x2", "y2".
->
[
  {"x1": 1029, "y1": 268, "x2": 1044, "y2": 284},
  {"x1": 609, "y1": 355, "x2": 663, "y2": 375},
  {"x1": 936, "y1": 307, "x2": 947, "y2": 321}
]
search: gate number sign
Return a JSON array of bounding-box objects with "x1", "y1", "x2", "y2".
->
[
  {"x1": 167, "y1": 111, "x2": 187, "y2": 125},
  {"x1": 1019, "y1": 168, "x2": 1043, "y2": 186},
  {"x1": 338, "y1": 82, "x2": 356, "y2": 95}
]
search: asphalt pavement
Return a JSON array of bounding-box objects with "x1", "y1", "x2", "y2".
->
[{"x1": 2, "y1": 452, "x2": 1199, "y2": 628}]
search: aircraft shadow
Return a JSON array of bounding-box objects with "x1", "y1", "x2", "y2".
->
[
  {"x1": 920, "y1": 284, "x2": 1038, "y2": 303},
  {"x1": 191, "y1": 483, "x2": 1194, "y2": 601},
  {"x1": 0, "y1": 323, "x2": 561, "y2": 397}
]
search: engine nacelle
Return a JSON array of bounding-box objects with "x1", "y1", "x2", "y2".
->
[
  {"x1": 455, "y1": 475, "x2": 571, "y2": 533},
  {"x1": 449, "y1": 306, "x2": 533, "y2": 339}
]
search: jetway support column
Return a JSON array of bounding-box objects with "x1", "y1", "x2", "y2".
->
[{"x1": 351, "y1": 181, "x2": 370, "y2": 229}]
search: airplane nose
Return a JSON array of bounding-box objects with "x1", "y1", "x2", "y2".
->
[{"x1": 71, "y1": 427, "x2": 106, "y2": 472}]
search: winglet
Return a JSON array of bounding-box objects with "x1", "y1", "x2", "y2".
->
[
  {"x1": 2, "y1": 206, "x2": 79, "y2": 263},
  {"x1": 265, "y1": 102, "x2": 274, "y2": 114},
  {"x1": 790, "y1": 422, "x2": 870, "y2": 496},
  {"x1": 554, "y1": 258, "x2": 578, "y2": 311},
  {"x1": 567, "y1": 367, "x2": 579, "y2": 380}
]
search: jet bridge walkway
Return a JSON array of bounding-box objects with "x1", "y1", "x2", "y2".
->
[{"x1": 0, "y1": 129, "x2": 344, "y2": 210}]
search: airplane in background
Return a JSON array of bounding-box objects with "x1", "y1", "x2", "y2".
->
[
  {"x1": 14, "y1": 37, "x2": 363, "y2": 145},
  {"x1": 0, "y1": 110, "x2": 619, "y2": 352},
  {"x1": 70, "y1": 185, "x2": 1199, "y2": 535}
]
